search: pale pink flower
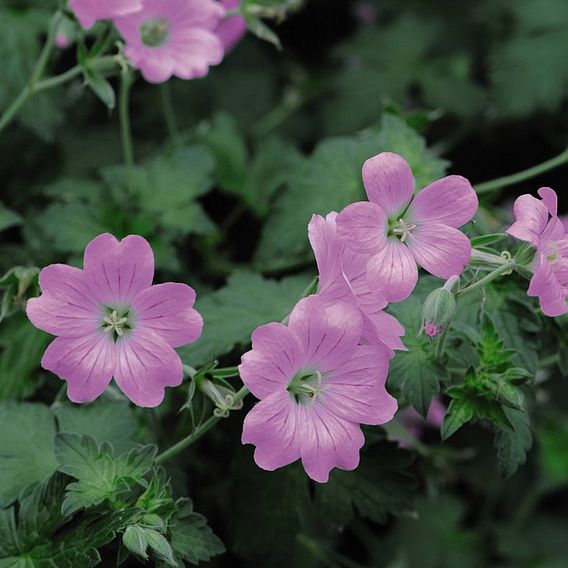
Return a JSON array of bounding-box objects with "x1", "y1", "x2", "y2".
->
[
  {"x1": 27, "y1": 233, "x2": 203, "y2": 407},
  {"x1": 337, "y1": 152, "x2": 478, "y2": 302},
  {"x1": 240, "y1": 295, "x2": 397, "y2": 483},
  {"x1": 308, "y1": 212, "x2": 406, "y2": 357},
  {"x1": 114, "y1": 0, "x2": 226, "y2": 83},
  {"x1": 393, "y1": 397, "x2": 446, "y2": 447},
  {"x1": 217, "y1": 0, "x2": 247, "y2": 52},
  {"x1": 507, "y1": 187, "x2": 568, "y2": 317},
  {"x1": 69, "y1": 0, "x2": 142, "y2": 30}
]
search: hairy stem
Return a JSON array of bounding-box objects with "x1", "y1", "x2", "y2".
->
[
  {"x1": 457, "y1": 261, "x2": 516, "y2": 298},
  {"x1": 0, "y1": 11, "x2": 61, "y2": 134},
  {"x1": 475, "y1": 147, "x2": 568, "y2": 194},
  {"x1": 155, "y1": 386, "x2": 250, "y2": 465}
]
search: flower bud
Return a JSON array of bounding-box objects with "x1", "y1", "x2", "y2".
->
[{"x1": 421, "y1": 278, "x2": 458, "y2": 338}]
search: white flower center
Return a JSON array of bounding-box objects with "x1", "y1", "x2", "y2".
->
[
  {"x1": 103, "y1": 310, "x2": 130, "y2": 337},
  {"x1": 140, "y1": 18, "x2": 169, "y2": 47},
  {"x1": 392, "y1": 218, "x2": 417, "y2": 243}
]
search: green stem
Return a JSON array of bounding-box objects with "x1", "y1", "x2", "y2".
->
[
  {"x1": 475, "y1": 147, "x2": 568, "y2": 194},
  {"x1": 159, "y1": 82, "x2": 179, "y2": 143},
  {"x1": 155, "y1": 386, "x2": 250, "y2": 465},
  {"x1": 0, "y1": 10, "x2": 61, "y2": 134},
  {"x1": 119, "y1": 70, "x2": 135, "y2": 183},
  {"x1": 457, "y1": 261, "x2": 516, "y2": 298}
]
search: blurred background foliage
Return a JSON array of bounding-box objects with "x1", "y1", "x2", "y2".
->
[{"x1": 1, "y1": 0, "x2": 568, "y2": 566}]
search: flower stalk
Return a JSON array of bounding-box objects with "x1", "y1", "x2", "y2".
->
[
  {"x1": 475, "y1": 147, "x2": 568, "y2": 194},
  {"x1": 155, "y1": 385, "x2": 250, "y2": 465}
]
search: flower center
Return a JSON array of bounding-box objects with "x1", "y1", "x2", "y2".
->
[
  {"x1": 287, "y1": 369, "x2": 324, "y2": 404},
  {"x1": 101, "y1": 307, "x2": 133, "y2": 340},
  {"x1": 391, "y1": 218, "x2": 416, "y2": 243},
  {"x1": 140, "y1": 18, "x2": 169, "y2": 47}
]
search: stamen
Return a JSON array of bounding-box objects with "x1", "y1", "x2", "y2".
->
[
  {"x1": 288, "y1": 369, "x2": 324, "y2": 404},
  {"x1": 392, "y1": 218, "x2": 417, "y2": 243},
  {"x1": 102, "y1": 310, "x2": 130, "y2": 338}
]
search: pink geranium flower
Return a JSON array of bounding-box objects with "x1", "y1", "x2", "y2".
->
[
  {"x1": 114, "y1": 0, "x2": 226, "y2": 83},
  {"x1": 240, "y1": 295, "x2": 397, "y2": 483},
  {"x1": 69, "y1": 0, "x2": 142, "y2": 29},
  {"x1": 217, "y1": 0, "x2": 247, "y2": 52},
  {"x1": 26, "y1": 233, "x2": 203, "y2": 407},
  {"x1": 308, "y1": 212, "x2": 406, "y2": 357},
  {"x1": 507, "y1": 187, "x2": 568, "y2": 316},
  {"x1": 337, "y1": 152, "x2": 479, "y2": 302}
]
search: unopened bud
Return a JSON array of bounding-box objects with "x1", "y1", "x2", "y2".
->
[{"x1": 421, "y1": 277, "x2": 458, "y2": 338}]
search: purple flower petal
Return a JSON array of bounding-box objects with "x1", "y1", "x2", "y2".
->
[
  {"x1": 239, "y1": 323, "x2": 304, "y2": 399},
  {"x1": 69, "y1": 0, "x2": 142, "y2": 29},
  {"x1": 407, "y1": 223, "x2": 472, "y2": 279},
  {"x1": 216, "y1": 0, "x2": 247, "y2": 53},
  {"x1": 84, "y1": 233, "x2": 154, "y2": 305},
  {"x1": 41, "y1": 334, "x2": 115, "y2": 403},
  {"x1": 506, "y1": 194, "x2": 549, "y2": 246},
  {"x1": 308, "y1": 213, "x2": 345, "y2": 299},
  {"x1": 242, "y1": 390, "x2": 301, "y2": 471},
  {"x1": 134, "y1": 283, "x2": 203, "y2": 348},
  {"x1": 26, "y1": 265, "x2": 99, "y2": 337},
  {"x1": 362, "y1": 310, "x2": 406, "y2": 357},
  {"x1": 336, "y1": 201, "x2": 388, "y2": 254},
  {"x1": 367, "y1": 240, "x2": 418, "y2": 302},
  {"x1": 362, "y1": 152, "x2": 414, "y2": 216},
  {"x1": 299, "y1": 405, "x2": 365, "y2": 483},
  {"x1": 538, "y1": 187, "x2": 558, "y2": 216},
  {"x1": 113, "y1": 328, "x2": 183, "y2": 407},
  {"x1": 287, "y1": 296, "x2": 363, "y2": 372},
  {"x1": 408, "y1": 175, "x2": 478, "y2": 228},
  {"x1": 528, "y1": 253, "x2": 568, "y2": 317},
  {"x1": 323, "y1": 345, "x2": 398, "y2": 425}
]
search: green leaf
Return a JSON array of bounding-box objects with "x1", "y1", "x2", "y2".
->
[
  {"x1": 317, "y1": 442, "x2": 417, "y2": 528},
  {"x1": 384, "y1": 494, "x2": 482, "y2": 568},
  {"x1": 123, "y1": 525, "x2": 149, "y2": 560},
  {"x1": 0, "y1": 315, "x2": 49, "y2": 401},
  {"x1": 54, "y1": 433, "x2": 156, "y2": 515},
  {"x1": 0, "y1": 402, "x2": 59, "y2": 507},
  {"x1": 205, "y1": 112, "x2": 248, "y2": 194},
  {"x1": 243, "y1": 13, "x2": 281, "y2": 49},
  {"x1": 538, "y1": 414, "x2": 568, "y2": 485},
  {"x1": 0, "y1": 472, "x2": 133, "y2": 567},
  {"x1": 146, "y1": 529, "x2": 177, "y2": 566},
  {"x1": 494, "y1": 407, "x2": 532, "y2": 478},
  {"x1": 169, "y1": 501, "x2": 225, "y2": 566},
  {"x1": 180, "y1": 271, "x2": 311, "y2": 367},
  {"x1": 0, "y1": 202, "x2": 21, "y2": 232},
  {"x1": 387, "y1": 295, "x2": 446, "y2": 416},
  {"x1": 232, "y1": 464, "x2": 310, "y2": 564},
  {"x1": 0, "y1": 8, "x2": 63, "y2": 139},
  {"x1": 54, "y1": 400, "x2": 138, "y2": 454},
  {"x1": 0, "y1": 266, "x2": 40, "y2": 322},
  {"x1": 441, "y1": 395, "x2": 475, "y2": 440},
  {"x1": 84, "y1": 68, "x2": 116, "y2": 110}
]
